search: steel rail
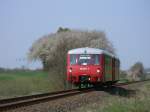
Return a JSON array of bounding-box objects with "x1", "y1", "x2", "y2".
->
[{"x1": 0, "y1": 89, "x2": 78, "y2": 104}]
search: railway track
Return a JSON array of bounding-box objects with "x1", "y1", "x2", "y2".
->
[
  {"x1": 0, "y1": 79, "x2": 149, "y2": 111},
  {"x1": 0, "y1": 88, "x2": 93, "y2": 111},
  {"x1": 115, "y1": 79, "x2": 150, "y2": 86}
]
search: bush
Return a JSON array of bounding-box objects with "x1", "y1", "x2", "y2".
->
[{"x1": 127, "y1": 62, "x2": 146, "y2": 81}]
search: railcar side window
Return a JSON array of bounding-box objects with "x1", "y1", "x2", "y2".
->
[
  {"x1": 70, "y1": 54, "x2": 77, "y2": 65},
  {"x1": 94, "y1": 55, "x2": 99, "y2": 65}
]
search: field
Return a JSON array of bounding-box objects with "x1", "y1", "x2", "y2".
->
[
  {"x1": 0, "y1": 70, "x2": 64, "y2": 99},
  {"x1": 0, "y1": 70, "x2": 150, "y2": 112}
]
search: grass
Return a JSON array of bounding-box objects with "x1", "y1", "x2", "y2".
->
[
  {"x1": 74, "y1": 81, "x2": 150, "y2": 112},
  {"x1": 0, "y1": 70, "x2": 64, "y2": 98}
]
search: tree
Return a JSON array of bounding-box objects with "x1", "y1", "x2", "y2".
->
[
  {"x1": 57, "y1": 27, "x2": 70, "y2": 33},
  {"x1": 28, "y1": 28, "x2": 115, "y2": 86}
]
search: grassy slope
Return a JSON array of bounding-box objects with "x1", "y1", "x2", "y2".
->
[
  {"x1": 75, "y1": 82, "x2": 150, "y2": 112},
  {"x1": 0, "y1": 71, "x2": 63, "y2": 98}
]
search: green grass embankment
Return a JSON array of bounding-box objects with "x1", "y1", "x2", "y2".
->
[{"x1": 0, "y1": 70, "x2": 63, "y2": 98}]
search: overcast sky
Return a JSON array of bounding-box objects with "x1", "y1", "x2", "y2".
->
[{"x1": 0, "y1": 0, "x2": 150, "y2": 70}]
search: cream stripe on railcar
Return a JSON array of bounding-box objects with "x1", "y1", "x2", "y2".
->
[{"x1": 68, "y1": 47, "x2": 116, "y2": 58}]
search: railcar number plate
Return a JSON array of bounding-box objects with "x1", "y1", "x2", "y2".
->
[{"x1": 80, "y1": 67, "x2": 89, "y2": 70}]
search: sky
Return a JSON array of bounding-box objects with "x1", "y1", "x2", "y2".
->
[{"x1": 0, "y1": 0, "x2": 150, "y2": 70}]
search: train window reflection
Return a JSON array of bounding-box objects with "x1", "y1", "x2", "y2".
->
[{"x1": 70, "y1": 54, "x2": 100, "y2": 65}]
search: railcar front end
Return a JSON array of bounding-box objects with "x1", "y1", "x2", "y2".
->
[{"x1": 67, "y1": 53, "x2": 103, "y2": 85}]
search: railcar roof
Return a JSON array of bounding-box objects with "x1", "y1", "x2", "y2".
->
[{"x1": 68, "y1": 47, "x2": 116, "y2": 58}]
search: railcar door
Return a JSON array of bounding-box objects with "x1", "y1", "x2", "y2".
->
[
  {"x1": 104, "y1": 55, "x2": 113, "y2": 82},
  {"x1": 112, "y1": 58, "x2": 115, "y2": 81}
]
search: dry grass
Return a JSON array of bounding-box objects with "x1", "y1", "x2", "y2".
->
[{"x1": 74, "y1": 82, "x2": 150, "y2": 112}]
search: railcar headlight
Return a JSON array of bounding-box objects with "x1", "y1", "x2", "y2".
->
[
  {"x1": 97, "y1": 69, "x2": 100, "y2": 73},
  {"x1": 69, "y1": 69, "x2": 72, "y2": 72},
  {"x1": 69, "y1": 68, "x2": 72, "y2": 73}
]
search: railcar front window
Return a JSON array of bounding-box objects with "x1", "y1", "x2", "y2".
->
[
  {"x1": 70, "y1": 54, "x2": 100, "y2": 65},
  {"x1": 78, "y1": 54, "x2": 99, "y2": 65}
]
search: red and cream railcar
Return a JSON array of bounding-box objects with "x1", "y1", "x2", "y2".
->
[{"x1": 67, "y1": 47, "x2": 120, "y2": 86}]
